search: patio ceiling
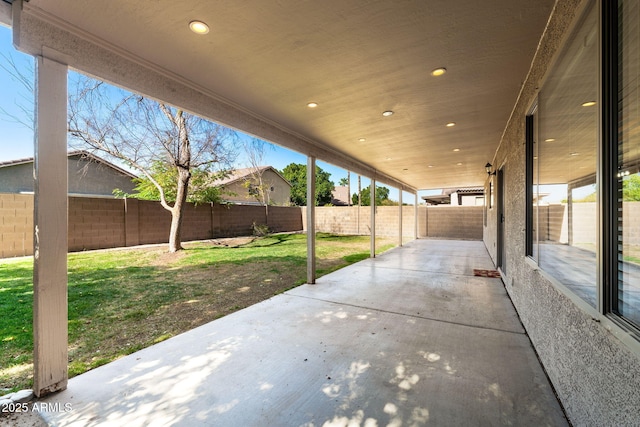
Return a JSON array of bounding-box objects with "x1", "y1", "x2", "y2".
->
[{"x1": 11, "y1": 0, "x2": 554, "y2": 190}]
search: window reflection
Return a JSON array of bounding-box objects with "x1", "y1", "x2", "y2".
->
[
  {"x1": 617, "y1": 0, "x2": 640, "y2": 327},
  {"x1": 536, "y1": 1, "x2": 598, "y2": 308},
  {"x1": 530, "y1": 109, "x2": 540, "y2": 262}
]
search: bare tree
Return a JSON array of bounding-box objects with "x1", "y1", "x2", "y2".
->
[
  {"x1": 0, "y1": 52, "x2": 34, "y2": 130},
  {"x1": 68, "y1": 75, "x2": 236, "y2": 252},
  {"x1": 242, "y1": 137, "x2": 274, "y2": 224}
]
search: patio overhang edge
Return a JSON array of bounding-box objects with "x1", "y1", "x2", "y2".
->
[
  {"x1": 0, "y1": 1, "x2": 10, "y2": 26},
  {"x1": 11, "y1": 2, "x2": 417, "y2": 194}
]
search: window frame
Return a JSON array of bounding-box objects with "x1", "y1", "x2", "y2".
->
[
  {"x1": 602, "y1": 0, "x2": 640, "y2": 337},
  {"x1": 523, "y1": 0, "x2": 640, "y2": 337},
  {"x1": 525, "y1": 105, "x2": 537, "y2": 259},
  {"x1": 601, "y1": 0, "x2": 618, "y2": 316}
]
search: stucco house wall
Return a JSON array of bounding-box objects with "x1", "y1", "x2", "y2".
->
[
  {"x1": 483, "y1": 0, "x2": 640, "y2": 425},
  {"x1": 0, "y1": 162, "x2": 33, "y2": 193},
  {"x1": 220, "y1": 167, "x2": 291, "y2": 206},
  {"x1": 0, "y1": 152, "x2": 136, "y2": 196}
]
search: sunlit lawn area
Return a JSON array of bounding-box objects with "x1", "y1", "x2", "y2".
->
[{"x1": 0, "y1": 233, "x2": 393, "y2": 391}]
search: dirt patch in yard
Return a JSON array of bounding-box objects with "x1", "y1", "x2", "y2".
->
[{"x1": 200, "y1": 236, "x2": 257, "y2": 247}]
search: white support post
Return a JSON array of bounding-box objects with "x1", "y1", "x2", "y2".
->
[
  {"x1": 399, "y1": 190, "x2": 403, "y2": 247},
  {"x1": 33, "y1": 55, "x2": 69, "y2": 396},
  {"x1": 370, "y1": 179, "x2": 376, "y2": 258},
  {"x1": 307, "y1": 156, "x2": 316, "y2": 284},
  {"x1": 414, "y1": 193, "x2": 419, "y2": 240},
  {"x1": 347, "y1": 171, "x2": 351, "y2": 206},
  {"x1": 357, "y1": 175, "x2": 361, "y2": 234}
]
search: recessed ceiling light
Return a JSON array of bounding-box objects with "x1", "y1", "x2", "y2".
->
[
  {"x1": 456, "y1": 162, "x2": 463, "y2": 166},
  {"x1": 431, "y1": 67, "x2": 447, "y2": 77},
  {"x1": 453, "y1": 148, "x2": 460, "y2": 152},
  {"x1": 307, "y1": 102, "x2": 319, "y2": 108},
  {"x1": 570, "y1": 152, "x2": 580, "y2": 156},
  {"x1": 386, "y1": 157, "x2": 393, "y2": 160},
  {"x1": 446, "y1": 122, "x2": 456, "y2": 127},
  {"x1": 358, "y1": 138, "x2": 366, "y2": 142},
  {"x1": 428, "y1": 165, "x2": 434, "y2": 168},
  {"x1": 582, "y1": 101, "x2": 596, "y2": 107},
  {"x1": 534, "y1": 156, "x2": 538, "y2": 160},
  {"x1": 545, "y1": 138, "x2": 556, "y2": 142},
  {"x1": 382, "y1": 110, "x2": 394, "y2": 117},
  {"x1": 189, "y1": 20, "x2": 210, "y2": 34}
]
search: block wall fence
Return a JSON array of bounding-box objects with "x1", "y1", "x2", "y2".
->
[
  {"x1": 0, "y1": 193, "x2": 303, "y2": 258},
  {"x1": 6, "y1": 194, "x2": 612, "y2": 259},
  {"x1": 303, "y1": 205, "x2": 485, "y2": 240}
]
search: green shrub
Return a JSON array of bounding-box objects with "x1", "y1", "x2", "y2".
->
[{"x1": 252, "y1": 222, "x2": 270, "y2": 236}]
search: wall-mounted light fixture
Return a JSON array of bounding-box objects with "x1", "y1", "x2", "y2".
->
[{"x1": 485, "y1": 162, "x2": 496, "y2": 176}]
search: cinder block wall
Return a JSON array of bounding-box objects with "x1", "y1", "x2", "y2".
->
[
  {"x1": 304, "y1": 205, "x2": 482, "y2": 239},
  {"x1": 138, "y1": 200, "x2": 172, "y2": 245},
  {"x1": 0, "y1": 194, "x2": 33, "y2": 258},
  {"x1": 0, "y1": 193, "x2": 303, "y2": 258},
  {"x1": 547, "y1": 204, "x2": 568, "y2": 243},
  {"x1": 572, "y1": 203, "x2": 596, "y2": 245},
  {"x1": 214, "y1": 204, "x2": 266, "y2": 237},
  {"x1": 68, "y1": 197, "x2": 126, "y2": 251},
  {"x1": 425, "y1": 206, "x2": 483, "y2": 239},
  {"x1": 267, "y1": 206, "x2": 305, "y2": 233},
  {"x1": 181, "y1": 203, "x2": 214, "y2": 241}
]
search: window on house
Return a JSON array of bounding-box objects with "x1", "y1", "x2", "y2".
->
[
  {"x1": 615, "y1": 0, "x2": 640, "y2": 328},
  {"x1": 528, "y1": 0, "x2": 599, "y2": 308},
  {"x1": 526, "y1": 108, "x2": 539, "y2": 262},
  {"x1": 526, "y1": 0, "x2": 640, "y2": 332},
  {"x1": 248, "y1": 184, "x2": 259, "y2": 196}
]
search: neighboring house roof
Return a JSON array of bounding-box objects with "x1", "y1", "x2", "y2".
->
[
  {"x1": 213, "y1": 166, "x2": 291, "y2": 188},
  {"x1": 331, "y1": 186, "x2": 351, "y2": 206},
  {"x1": 421, "y1": 187, "x2": 485, "y2": 205},
  {"x1": 442, "y1": 187, "x2": 484, "y2": 196},
  {"x1": 0, "y1": 150, "x2": 138, "y2": 180},
  {"x1": 421, "y1": 194, "x2": 450, "y2": 205},
  {"x1": 0, "y1": 150, "x2": 138, "y2": 197}
]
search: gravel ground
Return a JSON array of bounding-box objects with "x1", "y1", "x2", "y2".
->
[{"x1": 0, "y1": 403, "x2": 47, "y2": 427}]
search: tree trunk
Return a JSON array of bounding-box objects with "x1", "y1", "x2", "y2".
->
[{"x1": 168, "y1": 167, "x2": 191, "y2": 252}]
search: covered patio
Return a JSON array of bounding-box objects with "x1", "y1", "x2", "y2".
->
[
  {"x1": 37, "y1": 239, "x2": 567, "y2": 426},
  {"x1": 2, "y1": 0, "x2": 639, "y2": 424}
]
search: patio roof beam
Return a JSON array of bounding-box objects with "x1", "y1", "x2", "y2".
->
[
  {"x1": 10, "y1": 2, "x2": 417, "y2": 194},
  {"x1": 0, "y1": 1, "x2": 10, "y2": 25}
]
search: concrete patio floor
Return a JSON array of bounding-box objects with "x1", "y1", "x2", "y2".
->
[{"x1": 36, "y1": 239, "x2": 568, "y2": 426}]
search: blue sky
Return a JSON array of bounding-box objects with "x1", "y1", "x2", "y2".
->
[
  {"x1": 0, "y1": 25, "x2": 431, "y2": 203},
  {"x1": 0, "y1": 25, "x2": 33, "y2": 162}
]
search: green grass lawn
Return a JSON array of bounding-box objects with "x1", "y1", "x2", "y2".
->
[{"x1": 0, "y1": 233, "x2": 394, "y2": 391}]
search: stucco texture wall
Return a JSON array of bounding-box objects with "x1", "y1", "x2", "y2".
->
[
  {"x1": 484, "y1": 0, "x2": 640, "y2": 425},
  {"x1": 221, "y1": 169, "x2": 291, "y2": 206},
  {"x1": 0, "y1": 163, "x2": 33, "y2": 193},
  {"x1": 67, "y1": 156, "x2": 136, "y2": 196},
  {"x1": 0, "y1": 156, "x2": 136, "y2": 196}
]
